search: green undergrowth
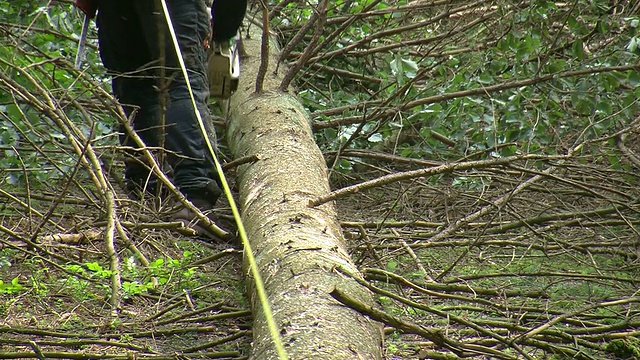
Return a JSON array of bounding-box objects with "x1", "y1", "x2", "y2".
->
[
  {"x1": 0, "y1": 231, "x2": 250, "y2": 355},
  {"x1": 369, "y1": 233, "x2": 639, "y2": 359}
]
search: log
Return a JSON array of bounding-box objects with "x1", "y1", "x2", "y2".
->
[{"x1": 225, "y1": 20, "x2": 384, "y2": 360}]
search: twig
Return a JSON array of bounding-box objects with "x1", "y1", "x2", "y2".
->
[
  {"x1": 306, "y1": 62, "x2": 383, "y2": 84},
  {"x1": 0, "y1": 60, "x2": 123, "y2": 315},
  {"x1": 308, "y1": 1, "x2": 490, "y2": 63},
  {"x1": 222, "y1": 154, "x2": 260, "y2": 170},
  {"x1": 276, "y1": 4, "x2": 319, "y2": 73},
  {"x1": 3, "y1": 338, "x2": 150, "y2": 352},
  {"x1": 189, "y1": 248, "x2": 240, "y2": 266},
  {"x1": 27, "y1": 131, "x2": 91, "y2": 243},
  {"x1": 364, "y1": 268, "x2": 547, "y2": 298},
  {"x1": 117, "y1": 114, "x2": 229, "y2": 239},
  {"x1": 310, "y1": 154, "x2": 568, "y2": 206},
  {"x1": 179, "y1": 330, "x2": 251, "y2": 352},
  {"x1": 279, "y1": 0, "x2": 328, "y2": 91},
  {"x1": 394, "y1": 229, "x2": 434, "y2": 282},
  {"x1": 268, "y1": 0, "x2": 297, "y2": 21},
  {"x1": 355, "y1": 233, "x2": 638, "y2": 259},
  {"x1": 517, "y1": 297, "x2": 640, "y2": 341},
  {"x1": 312, "y1": 65, "x2": 640, "y2": 126},
  {"x1": 114, "y1": 219, "x2": 151, "y2": 269},
  {"x1": 349, "y1": 274, "x2": 535, "y2": 360},
  {"x1": 0, "y1": 351, "x2": 241, "y2": 359},
  {"x1": 40, "y1": 231, "x2": 101, "y2": 244},
  {"x1": 255, "y1": 1, "x2": 269, "y2": 93},
  {"x1": 332, "y1": 284, "x2": 534, "y2": 359},
  {"x1": 155, "y1": 301, "x2": 225, "y2": 326},
  {"x1": 165, "y1": 310, "x2": 252, "y2": 325},
  {"x1": 27, "y1": 341, "x2": 45, "y2": 360},
  {"x1": 0, "y1": 188, "x2": 66, "y2": 232},
  {"x1": 142, "y1": 301, "x2": 183, "y2": 323},
  {"x1": 617, "y1": 133, "x2": 640, "y2": 169},
  {"x1": 329, "y1": 286, "x2": 467, "y2": 357}
]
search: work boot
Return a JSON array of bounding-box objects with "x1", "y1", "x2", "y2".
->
[{"x1": 171, "y1": 181, "x2": 227, "y2": 239}]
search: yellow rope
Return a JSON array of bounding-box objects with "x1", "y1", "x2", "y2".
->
[{"x1": 158, "y1": 1, "x2": 288, "y2": 359}]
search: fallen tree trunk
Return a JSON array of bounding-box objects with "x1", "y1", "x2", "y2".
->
[{"x1": 225, "y1": 21, "x2": 384, "y2": 360}]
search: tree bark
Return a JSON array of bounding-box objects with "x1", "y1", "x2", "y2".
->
[{"x1": 225, "y1": 24, "x2": 384, "y2": 360}]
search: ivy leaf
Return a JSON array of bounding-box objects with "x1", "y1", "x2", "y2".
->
[
  {"x1": 478, "y1": 73, "x2": 493, "y2": 84},
  {"x1": 628, "y1": 71, "x2": 640, "y2": 86},
  {"x1": 596, "y1": 101, "x2": 612, "y2": 115},
  {"x1": 626, "y1": 37, "x2": 639, "y2": 54},
  {"x1": 401, "y1": 58, "x2": 418, "y2": 79},
  {"x1": 572, "y1": 40, "x2": 585, "y2": 60},
  {"x1": 368, "y1": 133, "x2": 383, "y2": 143}
]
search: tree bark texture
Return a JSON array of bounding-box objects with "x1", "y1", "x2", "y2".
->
[{"x1": 225, "y1": 25, "x2": 384, "y2": 360}]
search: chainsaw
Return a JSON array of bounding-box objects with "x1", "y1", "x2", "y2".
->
[{"x1": 207, "y1": 33, "x2": 241, "y2": 99}]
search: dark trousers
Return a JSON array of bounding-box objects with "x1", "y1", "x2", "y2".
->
[{"x1": 96, "y1": 0, "x2": 220, "y2": 199}]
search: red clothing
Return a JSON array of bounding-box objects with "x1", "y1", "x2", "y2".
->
[{"x1": 74, "y1": 0, "x2": 98, "y2": 18}]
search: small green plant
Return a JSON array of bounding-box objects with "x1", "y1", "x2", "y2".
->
[
  {"x1": 30, "y1": 273, "x2": 50, "y2": 297},
  {"x1": 0, "y1": 277, "x2": 24, "y2": 294},
  {"x1": 386, "y1": 260, "x2": 398, "y2": 272},
  {"x1": 119, "y1": 252, "x2": 198, "y2": 298},
  {"x1": 61, "y1": 264, "x2": 103, "y2": 301},
  {"x1": 119, "y1": 333, "x2": 134, "y2": 343},
  {"x1": 85, "y1": 262, "x2": 114, "y2": 278},
  {"x1": 122, "y1": 281, "x2": 151, "y2": 297},
  {"x1": 377, "y1": 296, "x2": 393, "y2": 306}
]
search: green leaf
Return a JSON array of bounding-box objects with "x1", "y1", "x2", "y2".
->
[
  {"x1": 368, "y1": 133, "x2": 383, "y2": 142},
  {"x1": 150, "y1": 258, "x2": 164, "y2": 268},
  {"x1": 572, "y1": 40, "x2": 585, "y2": 60},
  {"x1": 85, "y1": 262, "x2": 103, "y2": 272},
  {"x1": 546, "y1": 59, "x2": 566, "y2": 73},
  {"x1": 0, "y1": 277, "x2": 23, "y2": 294},
  {"x1": 122, "y1": 281, "x2": 149, "y2": 296},
  {"x1": 401, "y1": 58, "x2": 418, "y2": 79},
  {"x1": 501, "y1": 144, "x2": 518, "y2": 156},
  {"x1": 627, "y1": 37, "x2": 638, "y2": 53},
  {"x1": 629, "y1": 70, "x2": 640, "y2": 86},
  {"x1": 478, "y1": 73, "x2": 493, "y2": 84},
  {"x1": 66, "y1": 264, "x2": 86, "y2": 274},
  {"x1": 386, "y1": 261, "x2": 398, "y2": 272},
  {"x1": 596, "y1": 101, "x2": 612, "y2": 115}
]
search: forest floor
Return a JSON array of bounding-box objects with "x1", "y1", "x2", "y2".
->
[
  {"x1": 1, "y1": 133, "x2": 639, "y2": 360},
  {"x1": 2, "y1": 0, "x2": 639, "y2": 358}
]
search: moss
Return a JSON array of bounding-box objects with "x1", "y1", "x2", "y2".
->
[{"x1": 606, "y1": 337, "x2": 640, "y2": 359}]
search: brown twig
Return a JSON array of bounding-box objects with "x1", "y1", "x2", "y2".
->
[
  {"x1": 255, "y1": 1, "x2": 269, "y2": 94},
  {"x1": 310, "y1": 154, "x2": 568, "y2": 206},
  {"x1": 279, "y1": 0, "x2": 328, "y2": 91}
]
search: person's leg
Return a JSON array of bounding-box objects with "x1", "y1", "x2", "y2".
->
[
  {"x1": 133, "y1": 0, "x2": 221, "y2": 208},
  {"x1": 96, "y1": 0, "x2": 165, "y2": 197},
  {"x1": 97, "y1": 0, "x2": 220, "y2": 206}
]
